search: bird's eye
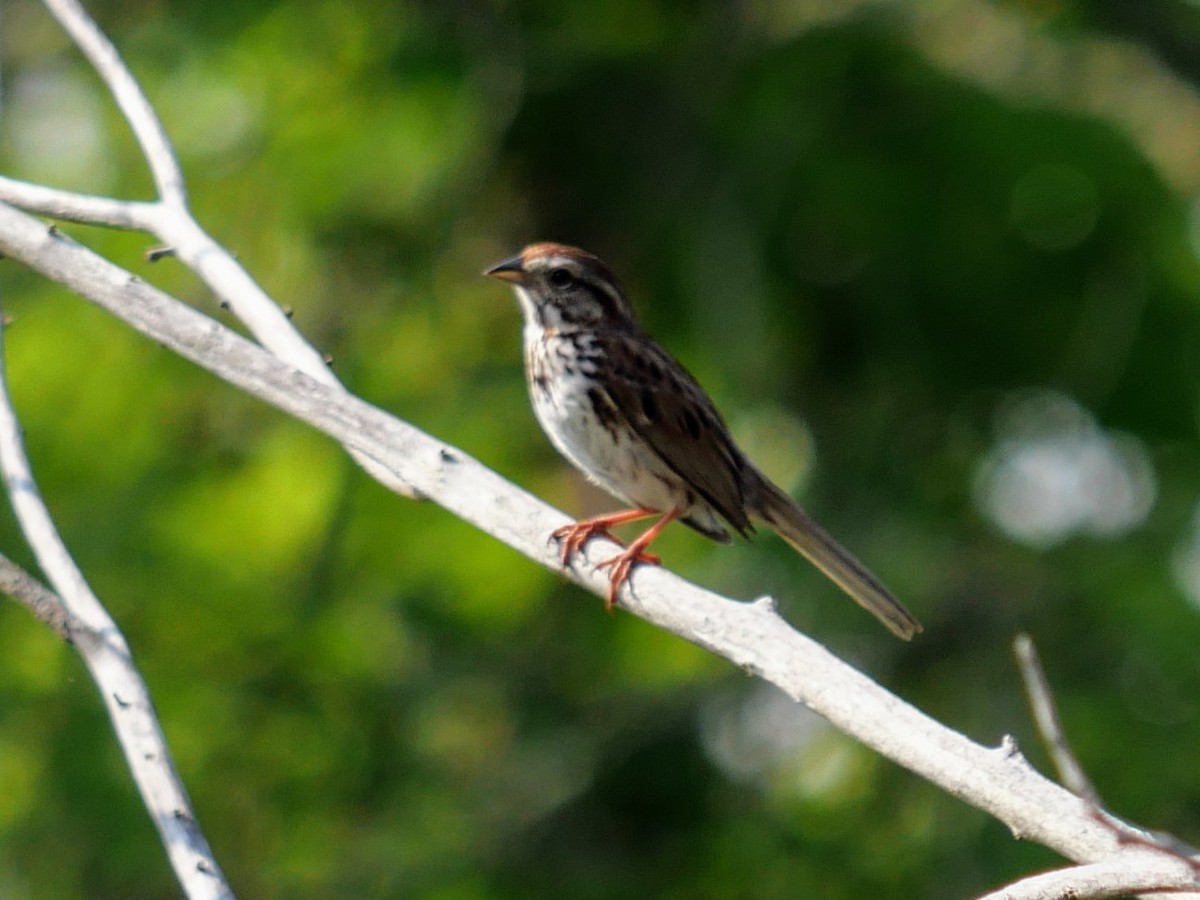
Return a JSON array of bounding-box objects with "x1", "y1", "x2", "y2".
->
[{"x1": 548, "y1": 268, "x2": 574, "y2": 288}]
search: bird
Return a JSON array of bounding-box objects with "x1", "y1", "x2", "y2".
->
[{"x1": 485, "y1": 242, "x2": 921, "y2": 640}]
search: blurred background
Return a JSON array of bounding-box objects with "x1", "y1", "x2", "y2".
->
[{"x1": 2, "y1": 0, "x2": 1200, "y2": 896}]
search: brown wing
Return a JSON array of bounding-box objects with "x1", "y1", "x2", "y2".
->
[{"x1": 593, "y1": 330, "x2": 754, "y2": 538}]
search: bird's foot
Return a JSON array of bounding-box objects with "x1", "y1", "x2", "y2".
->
[
  {"x1": 593, "y1": 506, "x2": 683, "y2": 612},
  {"x1": 550, "y1": 509, "x2": 659, "y2": 568}
]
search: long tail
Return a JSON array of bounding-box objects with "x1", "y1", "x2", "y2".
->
[{"x1": 750, "y1": 480, "x2": 922, "y2": 640}]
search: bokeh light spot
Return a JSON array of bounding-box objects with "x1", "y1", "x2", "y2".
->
[{"x1": 974, "y1": 390, "x2": 1156, "y2": 547}]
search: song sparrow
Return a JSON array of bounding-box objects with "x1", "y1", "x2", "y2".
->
[{"x1": 486, "y1": 242, "x2": 921, "y2": 640}]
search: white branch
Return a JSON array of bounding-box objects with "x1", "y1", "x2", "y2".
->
[
  {"x1": 0, "y1": 300, "x2": 232, "y2": 899},
  {"x1": 0, "y1": 0, "x2": 425, "y2": 503},
  {"x1": 0, "y1": 202, "x2": 1196, "y2": 897},
  {"x1": 0, "y1": 177, "x2": 156, "y2": 229},
  {"x1": 978, "y1": 858, "x2": 1200, "y2": 900},
  {"x1": 41, "y1": 0, "x2": 187, "y2": 205}
]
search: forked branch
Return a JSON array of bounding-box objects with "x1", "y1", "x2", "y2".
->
[{"x1": 0, "y1": 303, "x2": 231, "y2": 898}]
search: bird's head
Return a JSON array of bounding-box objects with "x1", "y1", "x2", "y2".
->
[{"x1": 485, "y1": 243, "x2": 636, "y2": 331}]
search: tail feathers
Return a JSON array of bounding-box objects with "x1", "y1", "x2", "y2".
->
[{"x1": 751, "y1": 483, "x2": 922, "y2": 640}]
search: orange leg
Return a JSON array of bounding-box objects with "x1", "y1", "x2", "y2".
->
[
  {"x1": 595, "y1": 506, "x2": 682, "y2": 612},
  {"x1": 551, "y1": 508, "x2": 661, "y2": 568}
]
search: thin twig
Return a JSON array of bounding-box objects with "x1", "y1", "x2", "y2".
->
[
  {"x1": 0, "y1": 177, "x2": 156, "y2": 230},
  {"x1": 41, "y1": 0, "x2": 187, "y2": 205},
  {"x1": 1013, "y1": 633, "x2": 1102, "y2": 805},
  {"x1": 0, "y1": 551, "x2": 75, "y2": 641},
  {"x1": 1013, "y1": 633, "x2": 1200, "y2": 890}
]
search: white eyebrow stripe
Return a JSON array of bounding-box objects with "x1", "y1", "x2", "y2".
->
[{"x1": 541, "y1": 255, "x2": 581, "y2": 269}]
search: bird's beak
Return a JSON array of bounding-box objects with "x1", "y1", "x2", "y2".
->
[{"x1": 484, "y1": 255, "x2": 527, "y2": 283}]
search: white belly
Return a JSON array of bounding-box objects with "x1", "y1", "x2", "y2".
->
[{"x1": 527, "y1": 335, "x2": 681, "y2": 513}]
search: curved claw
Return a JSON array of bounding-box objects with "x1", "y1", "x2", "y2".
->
[
  {"x1": 551, "y1": 521, "x2": 624, "y2": 567},
  {"x1": 596, "y1": 547, "x2": 662, "y2": 612}
]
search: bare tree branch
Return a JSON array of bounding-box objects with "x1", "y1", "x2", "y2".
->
[
  {"x1": 41, "y1": 0, "x2": 187, "y2": 205},
  {"x1": 0, "y1": 177, "x2": 155, "y2": 229},
  {"x1": 5, "y1": 0, "x2": 426, "y2": 502},
  {"x1": 977, "y1": 857, "x2": 1200, "y2": 900},
  {"x1": 1008, "y1": 634, "x2": 1200, "y2": 898},
  {"x1": 1013, "y1": 633, "x2": 1102, "y2": 805},
  {"x1": 0, "y1": 295, "x2": 232, "y2": 899},
  {"x1": 0, "y1": 550, "x2": 74, "y2": 641}
]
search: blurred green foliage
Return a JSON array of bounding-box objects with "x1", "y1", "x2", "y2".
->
[{"x1": 2, "y1": 0, "x2": 1200, "y2": 896}]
